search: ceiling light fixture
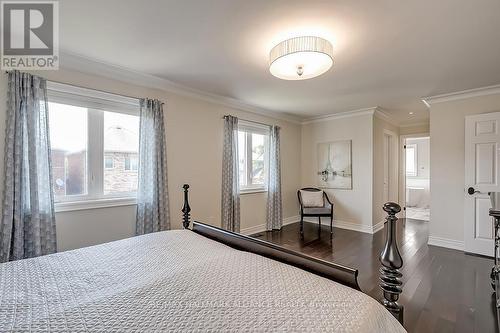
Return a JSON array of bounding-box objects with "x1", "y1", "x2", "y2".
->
[{"x1": 269, "y1": 36, "x2": 334, "y2": 80}]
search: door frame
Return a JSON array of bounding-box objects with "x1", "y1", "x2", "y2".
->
[
  {"x1": 383, "y1": 129, "x2": 399, "y2": 203},
  {"x1": 399, "y1": 132, "x2": 430, "y2": 218}
]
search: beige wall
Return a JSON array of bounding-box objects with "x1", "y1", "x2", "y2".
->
[
  {"x1": 301, "y1": 114, "x2": 373, "y2": 228},
  {"x1": 372, "y1": 116, "x2": 400, "y2": 226},
  {"x1": 430, "y1": 93, "x2": 500, "y2": 243},
  {"x1": 0, "y1": 70, "x2": 301, "y2": 251}
]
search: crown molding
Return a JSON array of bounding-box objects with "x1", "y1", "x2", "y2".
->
[
  {"x1": 301, "y1": 106, "x2": 400, "y2": 127},
  {"x1": 422, "y1": 84, "x2": 500, "y2": 108},
  {"x1": 301, "y1": 107, "x2": 378, "y2": 125},
  {"x1": 398, "y1": 120, "x2": 429, "y2": 128},
  {"x1": 374, "y1": 108, "x2": 400, "y2": 127},
  {"x1": 58, "y1": 51, "x2": 303, "y2": 124}
]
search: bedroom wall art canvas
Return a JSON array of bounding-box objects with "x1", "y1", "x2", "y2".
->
[{"x1": 317, "y1": 140, "x2": 352, "y2": 189}]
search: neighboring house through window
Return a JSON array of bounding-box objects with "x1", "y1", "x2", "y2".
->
[
  {"x1": 238, "y1": 120, "x2": 270, "y2": 193},
  {"x1": 47, "y1": 82, "x2": 140, "y2": 210}
]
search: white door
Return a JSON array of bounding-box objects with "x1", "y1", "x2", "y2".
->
[{"x1": 464, "y1": 112, "x2": 500, "y2": 256}]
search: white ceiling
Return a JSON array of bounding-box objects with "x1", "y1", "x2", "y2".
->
[{"x1": 59, "y1": 0, "x2": 500, "y2": 123}]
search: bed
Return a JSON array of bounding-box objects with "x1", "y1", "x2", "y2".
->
[{"x1": 0, "y1": 185, "x2": 406, "y2": 332}]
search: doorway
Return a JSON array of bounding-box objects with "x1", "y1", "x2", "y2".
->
[{"x1": 402, "y1": 135, "x2": 430, "y2": 221}]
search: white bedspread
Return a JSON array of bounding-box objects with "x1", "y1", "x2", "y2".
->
[{"x1": 0, "y1": 230, "x2": 406, "y2": 332}]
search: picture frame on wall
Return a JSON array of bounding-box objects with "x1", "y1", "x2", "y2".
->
[{"x1": 317, "y1": 140, "x2": 352, "y2": 189}]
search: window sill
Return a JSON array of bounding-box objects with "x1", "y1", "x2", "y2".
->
[
  {"x1": 240, "y1": 189, "x2": 268, "y2": 195},
  {"x1": 55, "y1": 197, "x2": 137, "y2": 213}
]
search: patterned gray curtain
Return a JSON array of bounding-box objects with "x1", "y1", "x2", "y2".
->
[
  {"x1": 221, "y1": 115, "x2": 240, "y2": 232},
  {"x1": 0, "y1": 71, "x2": 57, "y2": 262},
  {"x1": 136, "y1": 99, "x2": 170, "y2": 235},
  {"x1": 266, "y1": 125, "x2": 283, "y2": 230}
]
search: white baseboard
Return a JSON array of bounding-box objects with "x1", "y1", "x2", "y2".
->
[
  {"x1": 241, "y1": 215, "x2": 382, "y2": 235},
  {"x1": 283, "y1": 215, "x2": 300, "y2": 226},
  {"x1": 240, "y1": 215, "x2": 300, "y2": 235},
  {"x1": 427, "y1": 236, "x2": 464, "y2": 251},
  {"x1": 240, "y1": 224, "x2": 267, "y2": 235},
  {"x1": 372, "y1": 220, "x2": 385, "y2": 234},
  {"x1": 301, "y1": 216, "x2": 380, "y2": 234}
]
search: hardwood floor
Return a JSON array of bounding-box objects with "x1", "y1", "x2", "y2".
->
[{"x1": 251, "y1": 219, "x2": 498, "y2": 333}]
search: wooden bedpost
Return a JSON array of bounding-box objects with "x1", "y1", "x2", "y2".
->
[
  {"x1": 182, "y1": 184, "x2": 191, "y2": 229},
  {"x1": 379, "y1": 202, "x2": 404, "y2": 324}
]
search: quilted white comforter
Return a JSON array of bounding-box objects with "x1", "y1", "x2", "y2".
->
[{"x1": 0, "y1": 230, "x2": 406, "y2": 332}]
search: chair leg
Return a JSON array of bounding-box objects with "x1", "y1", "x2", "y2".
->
[
  {"x1": 330, "y1": 215, "x2": 333, "y2": 235},
  {"x1": 318, "y1": 216, "x2": 321, "y2": 234},
  {"x1": 300, "y1": 216, "x2": 304, "y2": 235}
]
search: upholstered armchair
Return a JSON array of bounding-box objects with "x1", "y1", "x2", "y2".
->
[{"x1": 297, "y1": 188, "x2": 334, "y2": 235}]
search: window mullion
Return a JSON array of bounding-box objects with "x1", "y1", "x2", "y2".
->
[{"x1": 87, "y1": 109, "x2": 104, "y2": 199}]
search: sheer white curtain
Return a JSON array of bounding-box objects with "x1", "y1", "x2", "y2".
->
[
  {"x1": 221, "y1": 115, "x2": 240, "y2": 232},
  {"x1": 266, "y1": 125, "x2": 283, "y2": 230},
  {"x1": 136, "y1": 99, "x2": 170, "y2": 235},
  {"x1": 0, "y1": 71, "x2": 57, "y2": 262}
]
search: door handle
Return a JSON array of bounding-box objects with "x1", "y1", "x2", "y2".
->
[{"x1": 468, "y1": 187, "x2": 483, "y2": 195}]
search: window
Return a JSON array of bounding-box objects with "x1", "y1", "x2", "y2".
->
[
  {"x1": 405, "y1": 144, "x2": 417, "y2": 177},
  {"x1": 47, "y1": 82, "x2": 140, "y2": 209},
  {"x1": 104, "y1": 156, "x2": 114, "y2": 169},
  {"x1": 238, "y1": 121, "x2": 270, "y2": 192},
  {"x1": 124, "y1": 155, "x2": 138, "y2": 171}
]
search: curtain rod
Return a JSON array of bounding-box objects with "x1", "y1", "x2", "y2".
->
[
  {"x1": 223, "y1": 115, "x2": 272, "y2": 128},
  {"x1": 3, "y1": 70, "x2": 164, "y2": 105}
]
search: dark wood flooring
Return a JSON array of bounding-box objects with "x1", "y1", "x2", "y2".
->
[{"x1": 251, "y1": 219, "x2": 498, "y2": 333}]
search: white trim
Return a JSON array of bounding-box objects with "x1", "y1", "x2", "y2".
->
[
  {"x1": 301, "y1": 107, "x2": 377, "y2": 125},
  {"x1": 240, "y1": 224, "x2": 266, "y2": 236},
  {"x1": 428, "y1": 236, "x2": 464, "y2": 251},
  {"x1": 239, "y1": 215, "x2": 298, "y2": 235},
  {"x1": 240, "y1": 215, "x2": 384, "y2": 235},
  {"x1": 59, "y1": 51, "x2": 302, "y2": 124},
  {"x1": 55, "y1": 197, "x2": 137, "y2": 213},
  {"x1": 383, "y1": 128, "x2": 399, "y2": 203},
  {"x1": 47, "y1": 81, "x2": 140, "y2": 115},
  {"x1": 240, "y1": 189, "x2": 267, "y2": 195},
  {"x1": 373, "y1": 220, "x2": 385, "y2": 233},
  {"x1": 302, "y1": 217, "x2": 378, "y2": 234},
  {"x1": 374, "y1": 108, "x2": 400, "y2": 127},
  {"x1": 301, "y1": 107, "x2": 400, "y2": 127},
  {"x1": 422, "y1": 84, "x2": 500, "y2": 108},
  {"x1": 399, "y1": 121, "x2": 429, "y2": 128}
]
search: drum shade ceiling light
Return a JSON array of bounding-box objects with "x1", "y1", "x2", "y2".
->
[{"x1": 269, "y1": 36, "x2": 333, "y2": 80}]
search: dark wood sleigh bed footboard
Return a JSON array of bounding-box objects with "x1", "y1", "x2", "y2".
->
[
  {"x1": 192, "y1": 221, "x2": 360, "y2": 290},
  {"x1": 181, "y1": 184, "x2": 405, "y2": 325}
]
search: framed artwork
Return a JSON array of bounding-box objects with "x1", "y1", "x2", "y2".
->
[{"x1": 317, "y1": 140, "x2": 352, "y2": 189}]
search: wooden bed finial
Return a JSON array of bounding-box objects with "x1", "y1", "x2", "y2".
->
[
  {"x1": 182, "y1": 184, "x2": 191, "y2": 229},
  {"x1": 379, "y1": 202, "x2": 404, "y2": 324}
]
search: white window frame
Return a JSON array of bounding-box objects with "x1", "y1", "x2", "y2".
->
[
  {"x1": 238, "y1": 120, "x2": 270, "y2": 194},
  {"x1": 405, "y1": 144, "x2": 418, "y2": 177},
  {"x1": 47, "y1": 81, "x2": 140, "y2": 212}
]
